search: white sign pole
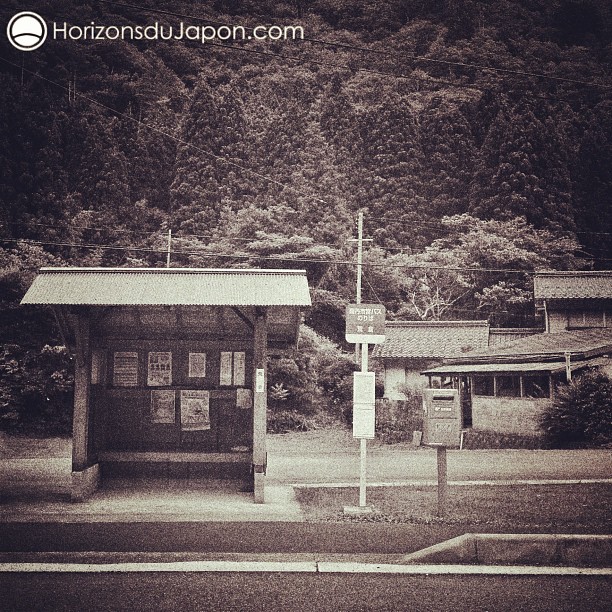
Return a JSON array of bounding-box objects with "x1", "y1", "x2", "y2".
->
[{"x1": 359, "y1": 341, "x2": 369, "y2": 507}]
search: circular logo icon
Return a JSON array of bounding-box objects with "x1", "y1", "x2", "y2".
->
[{"x1": 7, "y1": 12, "x2": 47, "y2": 51}]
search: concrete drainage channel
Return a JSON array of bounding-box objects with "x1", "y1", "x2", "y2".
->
[
  {"x1": 402, "y1": 533, "x2": 612, "y2": 568},
  {"x1": 0, "y1": 534, "x2": 611, "y2": 575}
]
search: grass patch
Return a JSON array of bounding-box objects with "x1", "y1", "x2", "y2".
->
[{"x1": 294, "y1": 483, "x2": 612, "y2": 530}]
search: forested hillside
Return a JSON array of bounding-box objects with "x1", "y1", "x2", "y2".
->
[{"x1": 0, "y1": 1, "x2": 610, "y2": 431}]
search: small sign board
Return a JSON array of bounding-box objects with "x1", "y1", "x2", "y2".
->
[
  {"x1": 353, "y1": 372, "x2": 376, "y2": 439},
  {"x1": 345, "y1": 304, "x2": 386, "y2": 344},
  {"x1": 353, "y1": 372, "x2": 376, "y2": 407},
  {"x1": 256, "y1": 368, "x2": 265, "y2": 393},
  {"x1": 353, "y1": 405, "x2": 375, "y2": 439}
]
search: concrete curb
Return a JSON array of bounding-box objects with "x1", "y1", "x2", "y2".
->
[
  {"x1": 0, "y1": 560, "x2": 610, "y2": 576},
  {"x1": 402, "y1": 533, "x2": 612, "y2": 567},
  {"x1": 291, "y1": 478, "x2": 612, "y2": 488}
]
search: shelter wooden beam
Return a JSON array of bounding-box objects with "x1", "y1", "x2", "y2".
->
[
  {"x1": 72, "y1": 313, "x2": 91, "y2": 472},
  {"x1": 252, "y1": 307, "x2": 267, "y2": 503}
]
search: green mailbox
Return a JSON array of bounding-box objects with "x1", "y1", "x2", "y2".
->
[{"x1": 423, "y1": 388, "x2": 461, "y2": 448}]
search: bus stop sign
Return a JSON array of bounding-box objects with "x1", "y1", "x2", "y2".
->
[{"x1": 345, "y1": 303, "x2": 386, "y2": 344}]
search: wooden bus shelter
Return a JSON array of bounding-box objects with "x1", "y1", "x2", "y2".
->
[{"x1": 21, "y1": 267, "x2": 311, "y2": 503}]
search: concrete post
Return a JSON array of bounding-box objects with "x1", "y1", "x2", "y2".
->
[{"x1": 253, "y1": 307, "x2": 268, "y2": 503}]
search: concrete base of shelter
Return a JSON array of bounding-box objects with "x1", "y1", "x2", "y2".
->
[
  {"x1": 71, "y1": 463, "x2": 100, "y2": 502},
  {"x1": 100, "y1": 461, "x2": 252, "y2": 481}
]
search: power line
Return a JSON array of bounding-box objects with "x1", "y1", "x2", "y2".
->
[
  {"x1": 95, "y1": 0, "x2": 611, "y2": 91},
  {"x1": 0, "y1": 57, "x2": 331, "y2": 209},
  {"x1": 364, "y1": 215, "x2": 612, "y2": 237},
  {"x1": 1, "y1": 236, "x2": 555, "y2": 275}
]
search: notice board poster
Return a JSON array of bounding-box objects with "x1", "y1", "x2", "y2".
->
[
  {"x1": 220, "y1": 352, "x2": 233, "y2": 386},
  {"x1": 233, "y1": 352, "x2": 246, "y2": 386},
  {"x1": 188, "y1": 352, "x2": 206, "y2": 378},
  {"x1": 181, "y1": 390, "x2": 211, "y2": 431},
  {"x1": 113, "y1": 352, "x2": 138, "y2": 387},
  {"x1": 148, "y1": 352, "x2": 172, "y2": 386},
  {"x1": 150, "y1": 390, "x2": 176, "y2": 424}
]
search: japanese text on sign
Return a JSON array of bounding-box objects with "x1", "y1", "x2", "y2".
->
[{"x1": 345, "y1": 303, "x2": 386, "y2": 344}]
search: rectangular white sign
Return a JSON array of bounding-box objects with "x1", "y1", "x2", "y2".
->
[
  {"x1": 353, "y1": 405, "x2": 375, "y2": 439},
  {"x1": 256, "y1": 368, "x2": 265, "y2": 393},
  {"x1": 353, "y1": 372, "x2": 376, "y2": 407}
]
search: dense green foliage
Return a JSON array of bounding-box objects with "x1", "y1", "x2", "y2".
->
[
  {"x1": 0, "y1": 1, "x2": 610, "y2": 432},
  {"x1": 540, "y1": 369, "x2": 612, "y2": 447}
]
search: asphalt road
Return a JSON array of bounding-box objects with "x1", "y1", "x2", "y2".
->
[
  {"x1": 1, "y1": 572, "x2": 610, "y2": 612},
  {"x1": 0, "y1": 522, "x2": 490, "y2": 554}
]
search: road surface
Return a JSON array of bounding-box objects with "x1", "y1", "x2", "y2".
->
[{"x1": 1, "y1": 571, "x2": 609, "y2": 611}]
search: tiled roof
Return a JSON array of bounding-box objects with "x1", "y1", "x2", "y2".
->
[
  {"x1": 423, "y1": 357, "x2": 609, "y2": 376},
  {"x1": 488, "y1": 328, "x2": 542, "y2": 346},
  {"x1": 372, "y1": 321, "x2": 489, "y2": 359},
  {"x1": 534, "y1": 271, "x2": 612, "y2": 300},
  {"x1": 448, "y1": 328, "x2": 612, "y2": 364},
  {"x1": 21, "y1": 267, "x2": 311, "y2": 307}
]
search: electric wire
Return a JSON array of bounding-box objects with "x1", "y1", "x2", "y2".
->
[
  {"x1": 94, "y1": 0, "x2": 611, "y2": 91},
  {"x1": 0, "y1": 57, "x2": 331, "y2": 208},
  {"x1": 0, "y1": 236, "x2": 547, "y2": 275}
]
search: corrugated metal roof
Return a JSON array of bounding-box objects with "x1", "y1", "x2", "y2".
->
[
  {"x1": 21, "y1": 267, "x2": 311, "y2": 307},
  {"x1": 372, "y1": 321, "x2": 490, "y2": 359},
  {"x1": 534, "y1": 271, "x2": 612, "y2": 300},
  {"x1": 453, "y1": 328, "x2": 612, "y2": 362},
  {"x1": 422, "y1": 359, "x2": 606, "y2": 375}
]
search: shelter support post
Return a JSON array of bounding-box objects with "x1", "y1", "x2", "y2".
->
[
  {"x1": 71, "y1": 313, "x2": 99, "y2": 501},
  {"x1": 253, "y1": 307, "x2": 267, "y2": 503}
]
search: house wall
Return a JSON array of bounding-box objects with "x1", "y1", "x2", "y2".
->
[
  {"x1": 383, "y1": 360, "x2": 406, "y2": 400},
  {"x1": 471, "y1": 395, "x2": 549, "y2": 435},
  {"x1": 547, "y1": 305, "x2": 610, "y2": 332},
  {"x1": 383, "y1": 359, "x2": 437, "y2": 399}
]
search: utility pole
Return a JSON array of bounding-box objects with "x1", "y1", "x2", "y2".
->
[
  {"x1": 345, "y1": 210, "x2": 379, "y2": 512},
  {"x1": 166, "y1": 229, "x2": 172, "y2": 268},
  {"x1": 355, "y1": 212, "x2": 363, "y2": 365}
]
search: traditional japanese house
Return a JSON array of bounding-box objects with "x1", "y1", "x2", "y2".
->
[
  {"x1": 371, "y1": 321, "x2": 491, "y2": 400},
  {"x1": 422, "y1": 271, "x2": 612, "y2": 436},
  {"x1": 21, "y1": 267, "x2": 311, "y2": 502}
]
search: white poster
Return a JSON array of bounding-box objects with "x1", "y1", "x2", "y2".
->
[
  {"x1": 148, "y1": 351, "x2": 172, "y2": 386},
  {"x1": 220, "y1": 351, "x2": 233, "y2": 386},
  {"x1": 180, "y1": 390, "x2": 210, "y2": 431},
  {"x1": 233, "y1": 351, "x2": 246, "y2": 386},
  {"x1": 188, "y1": 352, "x2": 206, "y2": 378},
  {"x1": 236, "y1": 387, "x2": 252, "y2": 409},
  {"x1": 113, "y1": 351, "x2": 138, "y2": 387},
  {"x1": 151, "y1": 390, "x2": 176, "y2": 424}
]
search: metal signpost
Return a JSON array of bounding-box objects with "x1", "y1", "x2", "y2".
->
[
  {"x1": 345, "y1": 305, "x2": 385, "y2": 509},
  {"x1": 345, "y1": 212, "x2": 386, "y2": 511}
]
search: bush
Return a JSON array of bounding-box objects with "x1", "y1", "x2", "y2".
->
[
  {"x1": 462, "y1": 430, "x2": 545, "y2": 449},
  {"x1": 375, "y1": 385, "x2": 424, "y2": 444},
  {"x1": 267, "y1": 325, "x2": 356, "y2": 420},
  {"x1": 266, "y1": 409, "x2": 314, "y2": 434},
  {"x1": 540, "y1": 369, "x2": 612, "y2": 448},
  {"x1": 0, "y1": 344, "x2": 73, "y2": 435}
]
